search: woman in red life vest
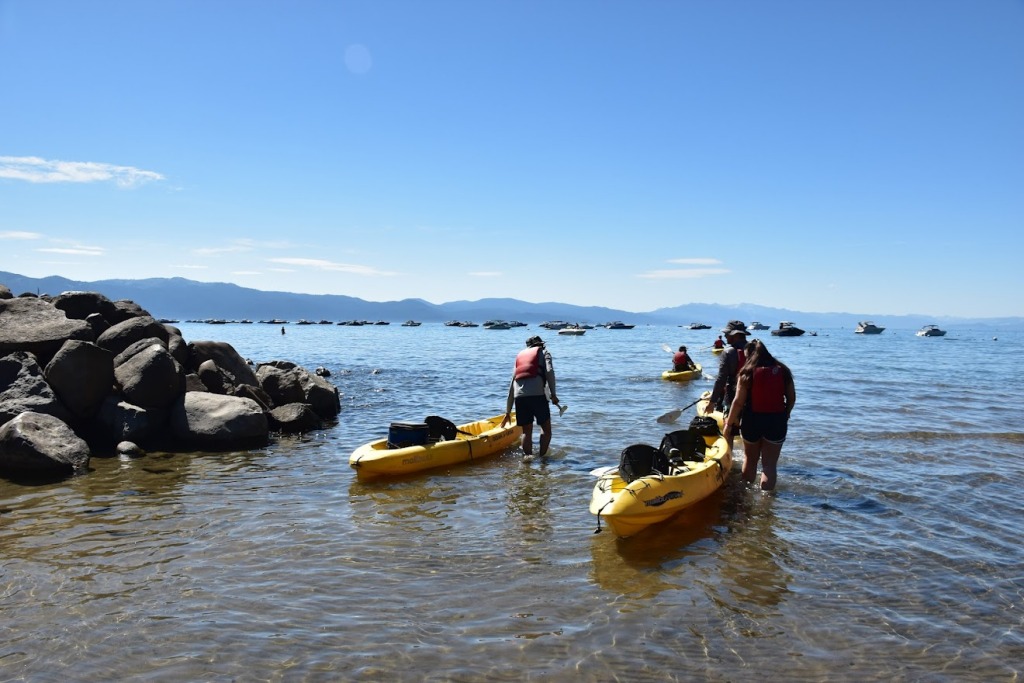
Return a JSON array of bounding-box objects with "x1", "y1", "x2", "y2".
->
[
  {"x1": 723, "y1": 339, "x2": 796, "y2": 491},
  {"x1": 672, "y1": 345, "x2": 696, "y2": 371},
  {"x1": 500, "y1": 335, "x2": 560, "y2": 458}
]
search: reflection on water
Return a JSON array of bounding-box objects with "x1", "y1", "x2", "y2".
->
[{"x1": 2, "y1": 324, "x2": 1023, "y2": 680}]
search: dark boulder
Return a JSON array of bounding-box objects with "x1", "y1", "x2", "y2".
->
[
  {"x1": 169, "y1": 392, "x2": 269, "y2": 449},
  {"x1": 51, "y1": 291, "x2": 120, "y2": 323},
  {"x1": 113, "y1": 342, "x2": 184, "y2": 409},
  {"x1": 96, "y1": 316, "x2": 169, "y2": 357},
  {"x1": 43, "y1": 340, "x2": 114, "y2": 419},
  {"x1": 268, "y1": 403, "x2": 323, "y2": 433},
  {"x1": 0, "y1": 411, "x2": 90, "y2": 479},
  {"x1": 188, "y1": 341, "x2": 260, "y2": 388},
  {"x1": 0, "y1": 297, "x2": 93, "y2": 365},
  {"x1": 1, "y1": 352, "x2": 72, "y2": 425}
]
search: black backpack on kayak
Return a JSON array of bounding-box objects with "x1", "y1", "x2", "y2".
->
[
  {"x1": 689, "y1": 415, "x2": 720, "y2": 437},
  {"x1": 424, "y1": 415, "x2": 470, "y2": 443},
  {"x1": 618, "y1": 444, "x2": 670, "y2": 483}
]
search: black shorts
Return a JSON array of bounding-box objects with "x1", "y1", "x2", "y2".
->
[
  {"x1": 514, "y1": 395, "x2": 551, "y2": 426},
  {"x1": 739, "y1": 411, "x2": 788, "y2": 444}
]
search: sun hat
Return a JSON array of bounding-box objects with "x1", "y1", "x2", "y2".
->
[
  {"x1": 720, "y1": 320, "x2": 749, "y2": 336},
  {"x1": 526, "y1": 335, "x2": 544, "y2": 347}
]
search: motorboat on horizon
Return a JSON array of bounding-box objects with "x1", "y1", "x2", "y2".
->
[
  {"x1": 749, "y1": 321, "x2": 769, "y2": 330},
  {"x1": 771, "y1": 321, "x2": 806, "y2": 337},
  {"x1": 687, "y1": 322, "x2": 711, "y2": 330},
  {"x1": 916, "y1": 324, "x2": 947, "y2": 337},
  {"x1": 855, "y1": 321, "x2": 885, "y2": 334}
]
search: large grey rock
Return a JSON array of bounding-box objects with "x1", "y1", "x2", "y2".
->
[
  {"x1": 96, "y1": 316, "x2": 169, "y2": 357},
  {"x1": 110, "y1": 299, "x2": 151, "y2": 324},
  {"x1": 114, "y1": 342, "x2": 183, "y2": 409},
  {"x1": 169, "y1": 391, "x2": 269, "y2": 449},
  {"x1": 97, "y1": 396, "x2": 164, "y2": 443},
  {"x1": 0, "y1": 284, "x2": 12, "y2": 300},
  {"x1": 0, "y1": 411, "x2": 90, "y2": 479},
  {"x1": 257, "y1": 360, "x2": 341, "y2": 418},
  {"x1": 0, "y1": 297, "x2": 93, "y2": 364},
  {"x1": 256, "y1": 364, "x2": 306, "y2": 406},
  {"x1": 188, "y1": 341, "x2": 259, "y2": 388},
  {"x1": 268, "y1": 403, "x2": 323, "y2": 433},
  {"x1": 0, "y1": 352, "x2": 71, "y2": 425},
  {"x1": 43, "y1": 340, "x2": 114, "y2": 419},
  {"x1": 51, "y1": 291, "x2": 120, "y2": 323}
]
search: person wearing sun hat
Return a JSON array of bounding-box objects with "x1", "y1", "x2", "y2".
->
[
  {"x1": 705, "y1": 320, "x2": 749, "y2": 415},
  {"x1": 501, "y1": 335, "x2": 560, "y2": 458}
]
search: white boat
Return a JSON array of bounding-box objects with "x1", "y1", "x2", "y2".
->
[
  {"x1": 855, "y1": 321, "x2": 885, "y2": 334},
  {"x1": 749, "y1": 321, "x2": 769, "y2": 330},
  {"x1": 401, "y1": 320, "x2": 421, "y2": 327},
  {"x1": 558, "y1": 326, "x2": 586, "y2": 335},
  {"x1": 916, "y1": 325, "x2": 947, "y2": 337}
]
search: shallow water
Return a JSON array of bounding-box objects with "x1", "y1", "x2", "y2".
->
[{"x1": 2, "y1": 322, "x2": 1022, "y2": 681}]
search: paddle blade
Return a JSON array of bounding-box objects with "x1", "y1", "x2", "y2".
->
[
  {"x1": 589, "y1": 466, "x2": 618, "y2": 477},
  {"x1": 657, "y1": 408, "x2": 682, "y2": 424},
  {"x1": 661, "y1": 343, "x2": 674, "y2": 354},
  {"x1": 558, "y1": 404, "x2": 568, "y2": 417}
]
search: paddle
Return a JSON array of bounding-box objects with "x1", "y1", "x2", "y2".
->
[{"x1": 656, "y1": 396, "x2": 704, "y2": 424}]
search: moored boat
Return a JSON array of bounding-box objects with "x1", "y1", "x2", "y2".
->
[
  {"x1": 749, "y1": 321, "x2": 769, "y2": 330},
  {"x1": 855, "y1": 321, "x2": 885, "y2": 334},
  {"x1": 349, "y1": 414, "x2": 522, "y2": 478},
  {"x1": 401, "y1": 320, "x2": 422, "y2": 327},
  {"x1": 661, "y1": 363, "x2": 703, "y2": 382},
  {"x1": 687, "y1": 322, "x2": 711, "y2": 330},
  {"x1": 771, "y1": 321, "x2": 806, "y2": 337},
  {"x1": 916, "y1": 324, "x2": 947, "y2": 337},
  {"x1": 603, "y1": 321, "x2": 635, "y2": 329},
  {"x1": 558, "y1": 326, "x2": 586, "y2": 335}
]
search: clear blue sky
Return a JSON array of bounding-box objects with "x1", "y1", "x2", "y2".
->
[{"x1": 2, "y1": 0, "x2": 1022, "y2": 318}]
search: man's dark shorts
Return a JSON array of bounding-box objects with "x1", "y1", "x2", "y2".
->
[
  {"x1": 739, "y1": 411, "x2": 788, "y2": 444},
  {"x1": 514, "y1": 395, "x2": 551, "y2": 426}
]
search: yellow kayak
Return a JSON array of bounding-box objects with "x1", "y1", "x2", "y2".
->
[
  {"x1": 695, "y1": 390, "x2": 726, "y2": 431},
  {"x1": 349, "y1": 414, "x2": 522, "y2": 477},
  {"x1": 711, "y1": 347, "x2": 724, "y2": 355},
  {"x1": 661, "y1": 363, "x2": 702, "y2": 382},
  {"x1": 590, "y1": 433, "x2": 733, "y2": 538}
]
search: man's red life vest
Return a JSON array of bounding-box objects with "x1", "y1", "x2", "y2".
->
[
  {"x1": 751, "y1": 365, "x2": 786, "y2": 413},
  {"x1": 515, "y1": 347, "x2": 543, "y2": 381},
  {"x1": 672, "y1": 351, "x2": 690, "y2": 368}
]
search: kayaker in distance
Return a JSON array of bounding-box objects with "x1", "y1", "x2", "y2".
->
[
  {"x1": 713, "y1": 335, "x2": 725, "y2": 349},
  {"x1": 706, "y1": 320, "x2": 749, "y2": 415},
  {"x1": 672, "y1": 345, "x2": 697, "y2": 372},
  {"x1": 501, "y1": 336, "x2": 559, "y2": 459},
  {"x1": 723, "y1": 339, "x2": 796, "y2": 491}
]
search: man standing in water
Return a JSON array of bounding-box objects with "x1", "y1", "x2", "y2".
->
[
  {"x1": 501, "y1": 335, "x2": 560, "y2": 459},
  {"x1": 706, "y1": 320, "x2": 749, "y2": 415}
]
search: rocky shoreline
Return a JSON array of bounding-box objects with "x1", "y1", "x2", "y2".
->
[{"x1": 0, "y1": 283, "x2": 341, "y2": 483}]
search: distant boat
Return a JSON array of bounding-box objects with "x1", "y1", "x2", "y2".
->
[
  {"x1": 401, "y1": 320, "x2": 421, "y2": 327},
  {"x1": 604, "y1": 321, "x2": 635, "y2": 329},
  {"x1": 540, "y1": 320, "x2": 570, "y2": 330},
  {"x1": 855, "y1": 321, "x2": 885, "y2": 334},
  {"x1": 687, "y1": 322, "x2": 711, "y2": 330},
  {"x1": 483, "y1": 320, "x2": 511, "y2": 330},
  {"x1": 749, "y1": 321, "x2": 769, "y2": 330},
  {"x1": 916, "y1": 324, "x2": 947, "y2": 337},
  {"x1": 771, "y1": 321, "x2": 805, "y2": 337},
  {"x1": 375, "y1": 321, "x2": 390, "y2": 325},
  {"x1": 558, "y1": 327, "x2": 586, "y2": 336}
]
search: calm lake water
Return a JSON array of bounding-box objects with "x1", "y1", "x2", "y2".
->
[{"x1": 2, "y1": 321, "x2": 1022, "y2": 682}]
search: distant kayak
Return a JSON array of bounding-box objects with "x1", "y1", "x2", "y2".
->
[
  {"x1": 661, "y1": 364, "x2": 702, "y2": 382},
  {"x1": 350, "y1": 414, "x2": 522, "y2": 478},
  {"x1": 711, "y1": 347, "x2": 724, "y2": 355}
]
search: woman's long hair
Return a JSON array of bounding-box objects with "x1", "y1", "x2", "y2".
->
[{"x1": 738, "y1": 339, "x2": 790, "y2": 384}]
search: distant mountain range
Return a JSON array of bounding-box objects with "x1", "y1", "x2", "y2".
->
[{"x1": 2, "y1": 271, "x2": 1021, "y2": 329}]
